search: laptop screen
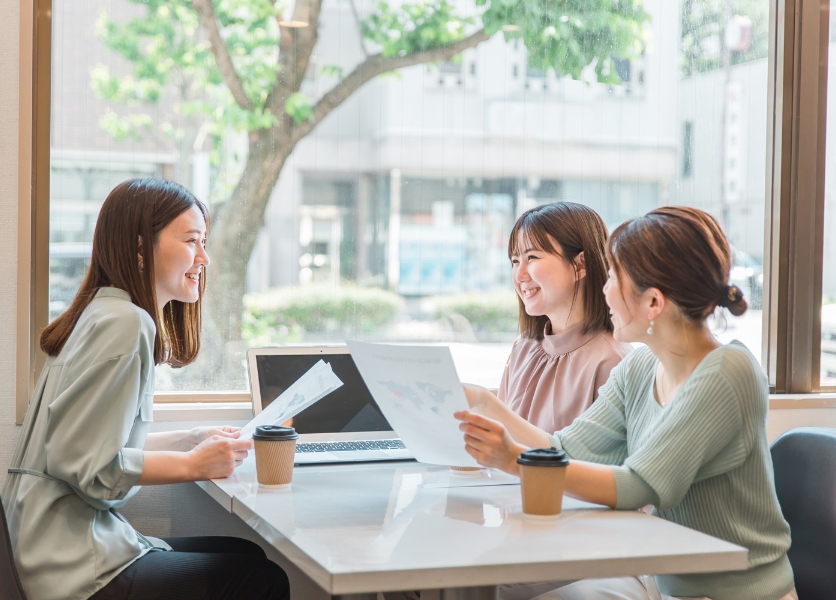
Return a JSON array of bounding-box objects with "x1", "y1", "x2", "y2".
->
[{"x1": 254, "y1": 352, "x2": 391, "y2": 434}]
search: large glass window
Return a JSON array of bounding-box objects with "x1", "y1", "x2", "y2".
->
[
  {"x1": 49, "y1": 0, "x2": 771, "y2": 393},
  {"x1": 821, "y1": 7, "x2": 836, "y2": 387}
]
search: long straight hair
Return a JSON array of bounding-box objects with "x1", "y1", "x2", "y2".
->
[
  {"x1": 41, "y1": 178, "x2": 209, "y2": 367},
  {"x1": 508, "y1": 202, "x2": 613, "y2": 340}
]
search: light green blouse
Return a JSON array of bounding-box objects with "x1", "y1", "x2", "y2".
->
[
  {"x1": 2, "y1": 288, "x2": 169, "y2": 600},
  {"x1": 550, "y1": 342, "x2": 794, "y2": 600}
]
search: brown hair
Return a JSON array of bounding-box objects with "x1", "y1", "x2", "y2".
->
[
  {"x1": 606, "y1": 206, "x2": 748, "y2": 321},
  {"x1": 508, "y1": 202, "x2": 613, "y2": 340},
  {"x1": 41, "y1": 177, "x2": 209, "y2": 366}
]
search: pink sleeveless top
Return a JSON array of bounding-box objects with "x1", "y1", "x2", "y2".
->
[{"x1": 498, "y1": 324, "x2": 631, "y2": 433}]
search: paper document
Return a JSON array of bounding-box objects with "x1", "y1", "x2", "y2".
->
[
  {"x1": 240, "y1": 360, "x2": 343, "y2": 440},
  {"x1": 346, "y1": 341, "x2": 477, "y2": 467}
]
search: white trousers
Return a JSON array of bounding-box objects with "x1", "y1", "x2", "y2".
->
[{"x1": 502, "y1": 576, "x2": 799, "y2": 600}]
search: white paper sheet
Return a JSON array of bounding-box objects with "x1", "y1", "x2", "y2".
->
[
  {"x1": 346, "y1": 341, "x2": 478, "y2": 467},
  {"x1": 240, "y1": 360, "x2": 343, "y2": 440}
]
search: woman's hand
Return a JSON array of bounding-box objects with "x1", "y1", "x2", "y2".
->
[
  {"x1": 187, "y1": 435, "x2": 253, "y2": 480},
  {"x1": 186, "y1": 426, "x2": 240, "y2": 450},
  {"x1": 454, "y1": 410, "x2": 526, "y2": 476}
]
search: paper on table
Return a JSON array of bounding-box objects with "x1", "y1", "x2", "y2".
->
[
  {"x1": 346, "y1": 341, "x2": 477, "y2": 467},
  {"x1": 240, "y1": 360, "x2": 343, "y2": 440}
]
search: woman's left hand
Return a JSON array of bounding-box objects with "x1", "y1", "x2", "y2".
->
[
  {"x1": 186, "y1": 426, "x2": 241, "y2": 450},
  {"x1": 454, "y1": 410, "x2": 526, "y2": 476}
]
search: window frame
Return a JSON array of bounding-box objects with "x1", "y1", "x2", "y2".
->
[{"x1": 15, "y1": 0, "x2": 835, "y2": 424}]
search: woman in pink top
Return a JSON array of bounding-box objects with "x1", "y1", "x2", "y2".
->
[{"x1": 499, "y1": 202, "x2": 631, "y2": 433}]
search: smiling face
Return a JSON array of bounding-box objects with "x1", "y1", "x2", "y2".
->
[
  {"x1": 511, "y1": 233, "x2": 585, "y2": 329},
  {"x1": 150, "y1": 205, "x2": 209, "y2": 308}
]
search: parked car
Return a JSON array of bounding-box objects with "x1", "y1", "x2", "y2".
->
[
  {"x1": 821, "y1": 304, "x2": 836, "y2": 382},
  {"x1": 729, "y1": 248, "x2": 763, "y2": 310}
]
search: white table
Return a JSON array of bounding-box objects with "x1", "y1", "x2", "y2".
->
[{"x1": 197, "y1": 458, "x2": 748, "y2": 599}]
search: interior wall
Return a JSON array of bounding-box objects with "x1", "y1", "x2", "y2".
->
[{"x1": 0, "y1": 0, "x2": 22, "y2": 490}]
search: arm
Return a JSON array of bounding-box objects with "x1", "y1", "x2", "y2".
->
[
  {"x1": 455, "y1": 411, "x2": 618, "y2": 507},
  {"x1": 144, "y1": 426, "x2": 242, "y2": 452},
  {"x1": 463, "y1": 384, "x2": 552, "y2": 448},
  {"x1": 137, "y1": 435, "x2": 253, "y2": 484}
]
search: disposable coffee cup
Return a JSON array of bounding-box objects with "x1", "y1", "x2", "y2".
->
[
  {"x1": 517, "y1": 448, "x2": 569, "y2": 520},
  {"x1": 253, "y1": 425, "x2": 298, "y2": 490},
  {"x1": 450, "y1": 466, "x2": 482, "y2": 477}
]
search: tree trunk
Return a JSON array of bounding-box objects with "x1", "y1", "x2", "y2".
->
[{"x1": 203, "y1": 125, "x2": 294, "y2": 385}]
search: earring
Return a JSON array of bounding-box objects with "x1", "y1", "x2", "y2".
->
[
  {"x1": 646, "y1": 320, "x2": 654, "y2": 335},
  {"x1": 138, "y1": 257, "x2": 144, "y2": 271}
]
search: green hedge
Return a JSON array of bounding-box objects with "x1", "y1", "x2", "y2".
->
[
  {"x1": 243, "y1": 285, "x2": 403, "y2": 345},
  {"x1": 432, "y1": 292, "x2": 519, "y2": 336}
]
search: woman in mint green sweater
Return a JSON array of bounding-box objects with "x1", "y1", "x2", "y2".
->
[{"x1": 457, "y1": 207, "x2": 795, "y2": 600}]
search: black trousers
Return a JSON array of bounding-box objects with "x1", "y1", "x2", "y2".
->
[{"x1": 89, "y1": 536, "x2": 290, "y2": 600}]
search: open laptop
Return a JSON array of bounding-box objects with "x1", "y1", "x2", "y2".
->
[{"x1": 247, "y1": 346, "x2": 415, "y2": 465}]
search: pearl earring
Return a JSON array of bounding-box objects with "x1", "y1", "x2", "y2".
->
[{"x1": 646, "y1": 320, "x2": 654, "y2": 335}]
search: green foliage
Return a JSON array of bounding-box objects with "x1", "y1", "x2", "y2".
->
[
  {"x1": 284, "y1": 93, "x2": 314, "y2": 124},
  {"x1": 93, "y1": 0, "x2": 651, "y2": 148},
  {"x1": 242, "y1": 285, "x2": 403, "y2": 345},
  {"x1": 92, "y1": 0, "x2": 280, "y2": 143},
  {"x1": 476, "y1": 0, "x2": 650, "y2": 82},
  {"x1": 433, "y1": 292, "x2": 519, "y2": 337},
  {"x1": 362, "y1": 0, "x2": 474, "y2": 57},
  {"x1": 680, "y1": 0, "x2": 769, "y2": 77}
]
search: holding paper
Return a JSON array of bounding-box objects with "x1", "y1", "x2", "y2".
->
[
  {"x1": 346, "y1": 341, "x2": 478, "y2": 467},
  {"x1": 240, "y1": 360, "x2": 343, "y2": 440}
]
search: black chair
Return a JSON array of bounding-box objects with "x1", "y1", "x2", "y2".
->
[
  {"x1": 0, "y1": 498, "x2": 26, "y2": 600},
  {"x1": 771, "y1": 427, "x2": 836, "y2": 600}
]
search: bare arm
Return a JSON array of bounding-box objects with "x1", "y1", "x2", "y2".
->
[{"x1": 455, "y1": 410, "x2": 617, "y2": 508}]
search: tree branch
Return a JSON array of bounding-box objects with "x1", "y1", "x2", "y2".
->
[
  {"x1": 291, "y1": 28, "x2": 489, "y2": 144},
  {"x1": 192, "y1": 0, "x2": 253, "y2": 111}
]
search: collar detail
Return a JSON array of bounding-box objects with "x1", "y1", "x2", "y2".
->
[
  {"x1": 95, "y1": 287, "x2": 132, "y2": 302},
  {"x1": 540, "y1": 322, "x2": 598, "y2": 356}
]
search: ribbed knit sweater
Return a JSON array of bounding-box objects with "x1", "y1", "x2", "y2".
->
[{"x1": 549, "y1": 341, "x2": 794, "y2": 600}]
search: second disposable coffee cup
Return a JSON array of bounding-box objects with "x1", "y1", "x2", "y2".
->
[
  {"x1": 253, "y1": 425, "x2": 298, "y2": 490},
  {"x1": 517, "y1": 448, "x2": 569, "y2": 520}
]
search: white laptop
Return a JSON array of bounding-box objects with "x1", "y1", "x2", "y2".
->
[{"x1": 247, "y1": 346, "x2": 416, "y2": 465}]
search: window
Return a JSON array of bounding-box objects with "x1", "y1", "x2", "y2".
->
[
  {"x1": 820, "y1": 5, "x2": 836, "y2": 387},
  {"x1": 44, "y1": 0, "x2": 776, "y2": 397}
]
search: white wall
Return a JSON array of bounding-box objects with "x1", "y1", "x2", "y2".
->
[{"x1": 0, "y1": 0, "x2": 22, "y2": 490}]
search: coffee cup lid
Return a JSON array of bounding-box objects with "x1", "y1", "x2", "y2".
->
[
  {"x1": 517, "y1": 447, "x2": 569, "y2": 467},
  {"x1": 253, "y1": 425, "x2": 298, "y2": 441}
]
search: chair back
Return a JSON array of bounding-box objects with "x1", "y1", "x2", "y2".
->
[
  {"x1": 771, "y1": 427, "x2": 836, "y2": 600},
  {"x1": 0, "y1": 498, "x2": 26, "y2": 600}
]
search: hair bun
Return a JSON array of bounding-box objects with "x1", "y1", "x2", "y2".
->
[{"x1": 719, "y1": 285, "x2": 748, "y2": 316}]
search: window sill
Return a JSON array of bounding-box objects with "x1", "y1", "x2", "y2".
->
[
  {"x1": 153, "y1": 402, "x2": 252, "y2": 422},
  {"x1": 150, "y1": 394, "x2": 836, "y2": 422}
]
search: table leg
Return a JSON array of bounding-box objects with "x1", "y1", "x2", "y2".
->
[{"x1": 439, "y1": 586, "x2": 498, "y2": 600}]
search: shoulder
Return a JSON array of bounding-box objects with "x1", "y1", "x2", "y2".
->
[
  {"x1": 590, "y1": 332, "x2": 633, "y2": 362},
  {"x1": 68, "y1": 292, "x2": 156, "y2": 363},
  {"x1": 507, "y1": 335, "x2": 545, "y2": 362},
  {"x1": 698, "y1": 341, "x2": 768, "y2": 401}
]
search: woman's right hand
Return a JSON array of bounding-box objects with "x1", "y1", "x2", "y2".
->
[{"x1": 187, "y1": 435, "x2": 253, "y2": 480}]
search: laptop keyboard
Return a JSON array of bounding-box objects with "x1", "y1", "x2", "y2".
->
[{"x1": 296, "y1": 440, "x2": 407, "y2": 453}]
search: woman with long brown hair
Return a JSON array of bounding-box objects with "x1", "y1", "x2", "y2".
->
[
  {"x1": 498, "y1": 202, "x2": 631, "y2": 433},
  {"x1": 2, "y1": 178, "x2": 289, "y2": 600},
  {"x1": 458, "y1": 207, "x2": 795, "y2": 600}
]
